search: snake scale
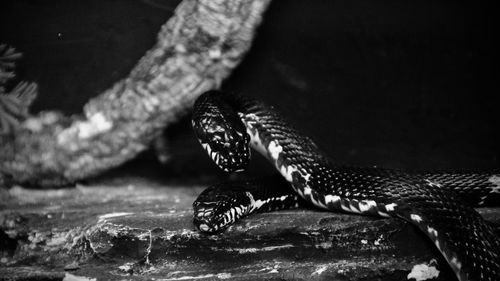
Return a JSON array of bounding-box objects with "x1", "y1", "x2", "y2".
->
[{"x1": 191, "y1": 90, "x2": 500, "y2": 281}]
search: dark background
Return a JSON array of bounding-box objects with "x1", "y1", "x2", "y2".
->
[{"x1": 0, "y1": 0, "x2": 498, "y2": 181}]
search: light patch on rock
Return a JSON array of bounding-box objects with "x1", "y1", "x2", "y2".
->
[
  {"x1": 269, "y1": 264, "x2": 280, "y2": 273},
  {"x1": 312, "y1": 265, "x2": 328, "y2": 275},
  {"x1": 63, "y1": 273, "x2": 97, "y2": 281},
  {"x1": 233, "y1": 244, "x2": 295, "y2": 254},
  {"x1": 407, "y1": 261, "x2": 440, "y2": 281},
  {"x1": 315, "y1": 242, "x2": 332, "y2": 249},
  {"x1": 45, "y1": 232, "x2": 68, "y2": 247},
  {"x1": 98, "y1": 212, "x2": 134, "y2": 222},
  {"x1": 159, "y1": 273, "x2": 218, "y2": 280},
  {"x1": 217, "y1": 273, "x2": 232, "y2": 279},
  {"x1": 118, "y1": 262, "x2": 134, "y2": 272}
]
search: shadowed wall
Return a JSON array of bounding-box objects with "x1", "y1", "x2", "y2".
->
[{"x1": 0, "y1": 0, "x2": 497, "y2": 180}]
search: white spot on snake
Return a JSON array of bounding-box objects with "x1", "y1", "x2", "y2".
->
[
  {"x1": 488, "y1": 175, "x2": 500, "y2": 193},
  {"x1": 434, "y1": 241, "x2": 441, "y2": 252},
  {"x1": 377, "y1": 210, "x2": 390, "y2": 217},
  {"x1": 407, "y1": 261, "x2": 440, "y2": 281},
  {"x1": 385, "y1": 203, "x2": 397, "y2": 212},
  {"x1": 324, "y1": 195, "x2": 340, "y2": 205},
  {"x1": 235, "y1": 206, "x2": 243, "y2": 216},
  {"x1": 303, "y1": 186, "x2": 312, "y2": 195},
  {"x1": 425, "y1": 179, "x2": 442, "y2": 188},
  {"x1": 340, "y1": 202, "x2": 353, "y2": 213},
  {"x1": 268, "y1": 140, "x2": 283, "y2": 160},
  {"x1": 307, "y1": 192, "x2": 326, "y2": 209},
  {"x1": 339, "y1": 200, "x2": 361, "y2": 213},
  {"x1": 199, "y1": 224, "x2": 209, "y2": 232},
  {"x1": 245, "y1": 192, "x2": 258, "y2": 212},
  {"x1": 202, "y1": 143, "x2": 221, "y2": 165},
  {"x1": 411, "y1": 214, "x2": 423, "y2": 223},
  {"x1": 201, "y1": 143, "x2": 209, "y2": 150},
  {"x1": 280, "y1": 165, "x2": 300, "y2": 182},
  {"x1": 427, "y1": 226, "x2": 438, "y2": 238},
  {"x1": 349, "y1": 201, "x2": 361, "y2": 213},
  {"x1": 254, "y1": 199, "x2": 268, "y2": 209},
  {"x1": 312, "y1": 193, "x2": 328, "y2": 209},
  {"x1": 247, "y1": 129, "x2": 267, "y2": 156},
  {"x1": 450, "y1": 257, "x2": 462, "y2": 271},
  {"x1": 358, "y1": 200, "x2": 377, "y2": 212}
]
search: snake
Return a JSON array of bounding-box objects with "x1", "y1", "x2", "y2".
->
[{"x1": 191, "y1": 90, "x2": 500, "y2": 281}]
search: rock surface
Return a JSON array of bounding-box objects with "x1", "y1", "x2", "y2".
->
[{"x1": 1, "y1": 177, "x2": 499, "y2": 281}]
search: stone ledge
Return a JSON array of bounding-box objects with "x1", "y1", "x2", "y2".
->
[{"x1": 1, "y1": 180, "x2": 498, "y2": 281}]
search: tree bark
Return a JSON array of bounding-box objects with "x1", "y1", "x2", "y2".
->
[{"x1": 0, "y1": 0, "x2": 271, "y2": 187}]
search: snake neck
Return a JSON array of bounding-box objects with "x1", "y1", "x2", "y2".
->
[{"x1": 236, "y1": 100, "x2": 350, "y2": 210}]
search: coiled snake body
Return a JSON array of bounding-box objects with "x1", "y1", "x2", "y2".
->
[{"x1": 191, "y1": 90, "x2": 500, "y2": 281}]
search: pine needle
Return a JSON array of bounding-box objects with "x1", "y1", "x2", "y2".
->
[{"x1": 0, "y1": 44, "x2": 38, "y2": 135}]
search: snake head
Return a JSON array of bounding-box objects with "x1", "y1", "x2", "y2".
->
[
  {"x1": 193, "y1": 185, "x2": 252, "y2": 233},
  {"x1": 192, "y1": 91, "x2": 251, "y2": 173}
]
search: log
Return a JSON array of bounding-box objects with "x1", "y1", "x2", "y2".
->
[
  {"x1": 1, "y1": 180, "x2": 498, "y2": 280},
  {"x1": 0, "y1": 0, "x2": 271, "y2": 187}
]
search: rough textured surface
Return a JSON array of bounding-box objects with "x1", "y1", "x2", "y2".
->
[
  {"x1": 1, "y1": 177, "x2": 499, "y2": 281},
  {"x1": 0, "y1": 0, "x2": 271, "y2": 187}
]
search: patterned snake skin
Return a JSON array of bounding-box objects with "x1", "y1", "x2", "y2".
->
[{"x1": 191, "y1": 90, "x2": 500, "y2": 281}]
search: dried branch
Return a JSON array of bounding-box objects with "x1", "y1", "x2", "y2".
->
[{"x1": 0, "y1": 0, "x2": 272, "y2": 187}]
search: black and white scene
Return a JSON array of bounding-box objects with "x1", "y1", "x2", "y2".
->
[{"x1": 0, "y1": 1, "x2": 498, "y2": 280}]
